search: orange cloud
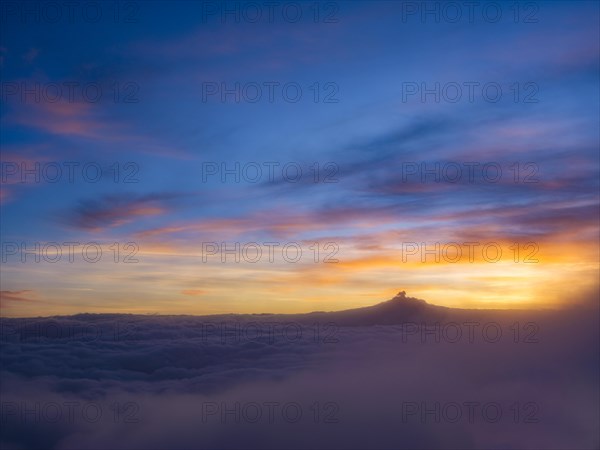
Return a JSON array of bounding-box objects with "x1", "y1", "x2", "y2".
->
[
  {"x1": 0, "y1": 290, "x2": 38, "y2": 307},
  {"x1": 181, "y1": 289, "x2": 207, "y2": 296}
]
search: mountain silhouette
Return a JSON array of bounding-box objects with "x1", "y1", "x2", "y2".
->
[{"x1": 4, "y1": 290, "x2": 558, "y2": 327}]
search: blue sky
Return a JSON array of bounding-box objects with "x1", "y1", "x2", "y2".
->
[{"x1": 1, "y1": 1, "x2": 599, "y2": 316}]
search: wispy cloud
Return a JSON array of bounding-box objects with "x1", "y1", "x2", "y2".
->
[{"x1": 66, "y1": 192, "x2": 187, "y2": 232}]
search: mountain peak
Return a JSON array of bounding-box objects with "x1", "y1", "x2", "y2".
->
[
  {"x1": 314, "y1": 290, "x2": 444, "y2": 326},
  {"x1": 386, "y1": 290, "x2": 427, "y2": 305},
  {"x1": 382, "y1": 291, "x2": 428, "y2": 309}
]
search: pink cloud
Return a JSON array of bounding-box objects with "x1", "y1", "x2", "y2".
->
[{"x1": 0, "y1": 290, "x2": 38, "y2": 308}]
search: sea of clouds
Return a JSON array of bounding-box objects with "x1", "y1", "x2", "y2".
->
[{"x1": 1, "y1": 303, "x2": 598, "y2": 449}]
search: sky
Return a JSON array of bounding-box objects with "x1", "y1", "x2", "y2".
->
[{"x1": 0, "y1": 0, "x2": 599, "y2": 317}]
